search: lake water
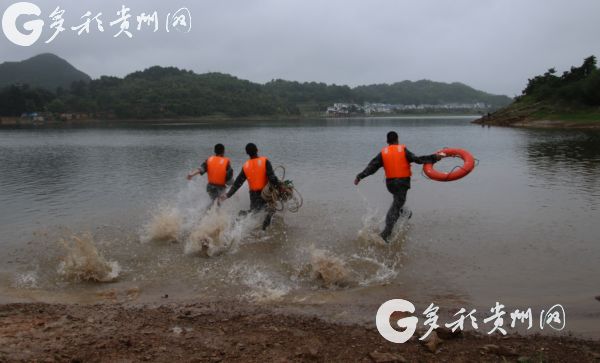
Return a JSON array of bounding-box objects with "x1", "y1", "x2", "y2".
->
[{"x1": 1, "y1": 117, "x2": 599, "y2": 337}]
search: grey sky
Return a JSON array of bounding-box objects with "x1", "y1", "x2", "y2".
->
[{"x1": 1, "y1": 0, "x2": 600, "y2": 96}]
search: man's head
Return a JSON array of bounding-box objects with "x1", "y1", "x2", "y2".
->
[
  {"x1": 214, "y1": 143, "x2": 225, "y2": 155},
  {"x1": 387, "y1": 131, "x2": 399, "y2": 144},
  {"x1": 245, "y1": 143, "x2": 258, "y2": 157}
]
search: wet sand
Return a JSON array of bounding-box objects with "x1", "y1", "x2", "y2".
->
[{"x1": 1, "y1": 302, "x2": 599, "y2": 362}]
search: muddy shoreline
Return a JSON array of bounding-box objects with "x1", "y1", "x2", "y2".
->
[
  {"x1": 472, "y1": 102, "x2": 600, "y2": 129},
  {"x1": 473, "y1": 116, "x2": 600, "y2": 129},
  {"x1": 1, "y1": 302, "x2": 598, "y2": 362},
  {"x1": 0, "y1": 114, "x2": 482, "y2": 127}
]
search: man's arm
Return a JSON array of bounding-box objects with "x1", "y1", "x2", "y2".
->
[
  {"x1": 356, "y1": 153, "x2": 383, "y2": 182},
  {"x1": 187, "y1": 160, "x2": 207, "y2": 180},
  {"x1": 405, "y1": 149, "x2": 442, "y2": 165},
  {"x1": 265, "y1": 160, "x2": 281, "y2": 187},
  {"x1": 199, "y1": 161, "x2": 208, "y2": 174},
  {"x1": 226, "y1": 169, "x2": 247, "y2": 198},
  {"x1": 225, "y1": 161, "x2": 234, "y2": 186}
]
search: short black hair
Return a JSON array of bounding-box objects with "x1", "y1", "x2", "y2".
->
[
  {"x1": 387, "y1": 131, "x2": 398, "y2": 144},
  {"x1": 245, "y1": 143, "x2": 258, "y2": 156},
  {"x1": 214, "y1": 143, "x2": 225, "y2": 155}
]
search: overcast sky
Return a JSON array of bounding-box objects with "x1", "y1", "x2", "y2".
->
[{"x1": 1, "y1": 0, "x2": 600, "y2": 96}]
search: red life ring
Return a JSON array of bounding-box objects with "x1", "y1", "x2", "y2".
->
[{"x1": 423, "y1": 148, "x2": 475, "y2": 182}]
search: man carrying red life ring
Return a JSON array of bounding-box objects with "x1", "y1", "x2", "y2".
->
[
  {"x1": 354, "y1": 131, "x2": 447, "y2": 242},
  {"x1": 187, "y1": 143, "x2": 233, "y2": 204}
]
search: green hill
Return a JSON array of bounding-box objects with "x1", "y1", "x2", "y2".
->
[
  {"x1": 52, "y1": 67, "x2": 297, "y2": 118},
  {"x1": 0, "y1": 54, "x2": 512, "y2": 119},
  {"x1": 262, "y1": 79, "x2": 511, "y2": 110},
  {"x1": 353, "y1": 80, "x2": 512, "y2": 107},
  {"x1": 475, "y1": 56, "x2": 600, "y2": 127},
  {"x1": 0, "y1": 53, "x2": 90, "y2": 91}
]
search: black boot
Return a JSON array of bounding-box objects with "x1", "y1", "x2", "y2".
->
[
  {"x1": 262, "y1": 212, "x2": 273, "y2": 230},
  {"x1": 401, "y1": 209, "x2": 412, "y2": 219},
  {"x1": 379, "y1": 228, "x2": 392, "y2": 243}
]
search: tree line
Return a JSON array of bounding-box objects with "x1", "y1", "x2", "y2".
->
[
  {"x1": 519, "y1": 55, "x2": 600, "y2": 106},
  {"x1": 0, "y1": 66, "x2": 511, "y2": 119}
]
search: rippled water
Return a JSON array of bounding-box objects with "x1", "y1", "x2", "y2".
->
[{"x1": 1, "y1": 117, "x2": 599, "y2": 336}]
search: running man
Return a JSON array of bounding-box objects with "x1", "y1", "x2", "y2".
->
[
  {"x1": 354, "y1": 131, "x2": 447, "y2": 242},
  {"x1": 187, "y1": 143, "x2": 233, "y2": 203},
  {"x1": 220, "y1": 143, "x2": 282, "y2": 230}
]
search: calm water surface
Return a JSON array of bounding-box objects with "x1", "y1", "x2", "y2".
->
[{"x1": 1, "y1": 117, "x2": 599, "y2": 336}]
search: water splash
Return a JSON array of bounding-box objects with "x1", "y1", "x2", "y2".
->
[
  {"x1": 308, "y1": 246, "x2": 352, "y2": 288},
  {"x1": 140, "y1": 206, "x2": 182, "y2": 243},
  {"x1": 301, "y1": 244, "x2": 400, "y2": 288},
  {"x1": 185, "y1": 206, "x2": 231, "y2": 256},
  {"x1": 141, "y1": 177, "x2": 263, "y2": 257},
  {"x1": 184, "y1": 205, "x2": 262, "y2": 257},
  {"x1": 57, "y1": 233, "x2": 121, "y2": 282},
  {"x1": 354, "y1": 211, "x2": 404, "y2": 286},
  {"x1": 13, "y1": 271, "x2": 39, "y2": 289},
  {"x1": 349, "y1": 254, "x2": 400, "y2": 286},
  {"x1": 355, "y1": 187, "x2": 410, "y2": 244},
  {"x1": 357, "y1": 206, "x2": 387, "y2": 245},
  {"x1": 231, "y1": 262, "x2": 290, "y2": 302}
]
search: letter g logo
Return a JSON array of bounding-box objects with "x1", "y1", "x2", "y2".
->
[
  {"x1": 376, "y1": 299, "x2": 418, "y2": 343},
  {"x1": 2, "y1": 2, "x2": 44, "y2": 46}
]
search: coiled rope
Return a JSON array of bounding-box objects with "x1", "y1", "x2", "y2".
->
[{"x1": 261, "y1": 166, "x2": 303, "y2": 213}]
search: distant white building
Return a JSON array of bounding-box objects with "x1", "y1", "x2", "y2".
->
[{"x1": 326, "y1": 101, "x2": 491, "y2": 116}]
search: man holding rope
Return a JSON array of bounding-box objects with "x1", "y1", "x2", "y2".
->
[
  {"x1": 220, "y1": 143, "x2": 282, "y2": 230},
  {"x1": 354, "y1": 131, "x2": 447, "y2": 242}
]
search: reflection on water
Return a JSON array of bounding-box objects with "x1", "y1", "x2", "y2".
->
[
  {"x1": 525, "y1": 130, "x2": 600, "y2": 205},
  {"x1": 0, "y1": 118, "x2": 599, "y2": 336}
]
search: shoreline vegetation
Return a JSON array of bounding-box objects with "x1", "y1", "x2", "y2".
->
[
  {"x1": 1, "y1": 54, "x2": 510, "y2": 124},
  {"x1": 1, "y1": 302, "x2": 599, "y2": 362},
  {"x1": 474, "y1": 56, "x2": 600, "y2": 129},
  {"x1": 0, "y1": 112, "x2": 482, "y2": 127}
]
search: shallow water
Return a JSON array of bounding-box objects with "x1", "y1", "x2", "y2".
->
[{"x1": 1, "y1": 117, "x2": 599, "y2": 336}]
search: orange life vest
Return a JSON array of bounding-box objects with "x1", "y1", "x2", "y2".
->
[
  {"x1": 243, "y1": 156, "x2": 268, "y2": 192},
  {"x1": 381, "y1": 144, "x2": 411, "y2": 179},
  {"x1": 206, "y1": 155, "x2": 230, "y2": 186}
]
